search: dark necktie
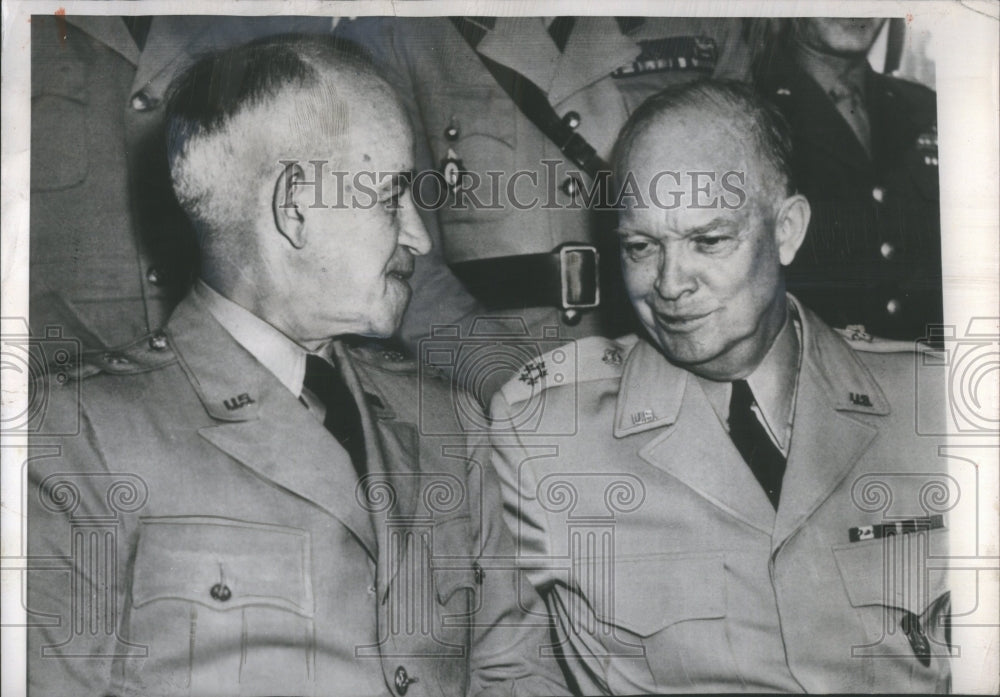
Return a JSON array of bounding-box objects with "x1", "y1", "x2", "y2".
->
[
  {"x1": 547, "y1": 17, "x2": 576, "y2": 52},
  {"x1": 303, "y1": 354, "x2": 368, "y2": 481},
  {"x1": 728, "y1": 380, "x2": 786, "y2": 509}
]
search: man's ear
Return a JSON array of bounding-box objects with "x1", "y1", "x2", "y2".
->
[
  {"x1": 272, "y1": 162, "x2": 308, "y2": 250},
  {"x1": 774, "y1": 193, "x2": 811, "y2": 266}
]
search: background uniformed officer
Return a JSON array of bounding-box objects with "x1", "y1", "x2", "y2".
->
[
  {"x1": 486, "y1": 81, "x2": 951, "y2": 693},
  {"x1": 27, "y1": 36, "x2": 568, "y2": 697},
  {"x1": 755, "y1": 18, "x2": 942, "y2": 342}
]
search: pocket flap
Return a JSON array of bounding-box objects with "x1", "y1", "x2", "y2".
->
[
  {"x1": 594, "y1": 552, "x2": 726, "y2": 637},
  {"x1": 833, "y1": 528, "x2": 949, "y2": 615},
  {"x1": 434, "y1": 566, "x2": 477, "y2": 604},
  {"x1": 131, "y1": 517, "x2": 313, "y2": 616}
]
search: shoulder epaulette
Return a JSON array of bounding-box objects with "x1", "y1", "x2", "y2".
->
[
  {"x1": 498, "y1": 334, "x2": 639, "y2": 406},
  {"x1": 72, "y1": 331, "x2": 177, "y2": 380},
  {"x1": 347, "y1": 343, "x2": 420, "y2": 375},
  {"x1": 834, "y1": 326, "x2": 941, "y2": 355}
]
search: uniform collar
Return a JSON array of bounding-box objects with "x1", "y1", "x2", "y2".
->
[
  {"x1": 194, "y1": 280, "x2": 307, "y2": 398},
  {"x1": 614, "y1": 294, "x2": 889, "y2": 439}
]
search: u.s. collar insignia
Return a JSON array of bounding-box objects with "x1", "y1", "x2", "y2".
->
[
  {"x1": 630, "y1": 409, "x2": 655, "y2": 426},
  {"x1": 849, "y1": 392, "x2": 873, "y2": 407},
  {"x1": 602, "y1": 348, "x2": 623, "y2": 366},
  {"x1": 223, "y1": 392, "x2": 255, "y2": 411}
]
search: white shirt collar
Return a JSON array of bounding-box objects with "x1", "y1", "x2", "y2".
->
[{"x1": 194, "y1": 280, "x2": 308, "y2": 397}]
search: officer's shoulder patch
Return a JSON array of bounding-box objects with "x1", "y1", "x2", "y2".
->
[
  {"x1": 76, "y1": 331, "x2": 177, "y2": 379},
  {"x1": 498, "y1": 334, "x2": 638, "y2": 406}
]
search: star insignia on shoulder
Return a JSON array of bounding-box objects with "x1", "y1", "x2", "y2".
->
[
  {"x1": 602, "y1": 348, "x2": 623, "y2": 366},
  {"x1": 519, "y1": 361, "x2": 547, "y2": 386}
]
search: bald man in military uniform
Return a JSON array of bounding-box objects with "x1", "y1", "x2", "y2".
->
[
  {"x1": 755, "y1": 18, "x2": 941, "y2": 341},
  {"x1": 338, "y1": 16, "x2": 757, "y2": 347},
  {"x1": 27, "y1": 36, "x2": 567, "y2": 697},
  {"x1": 485, "y1": 81, "x2": 951, "y2": 693}
]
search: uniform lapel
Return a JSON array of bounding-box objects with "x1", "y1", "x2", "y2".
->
[
  {"x1": 771, "y1": 299, "x2": 889, "y2": 548},
  {"x1": 165, "y1": 294, "x2": 378, "y2": 558},
  {"x1": 621, "y1": 341, "x2": 776, "y2": 535},
  {"x1": 334, "y1": 345, "x2": 421, "y2": 594},
  {"x1": 548, "y1": 17, "x2": 641, "y2": 105}
]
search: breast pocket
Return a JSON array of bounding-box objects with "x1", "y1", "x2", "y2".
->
[
  {"x1": 833, "y1": 528, "x2": 951, "y2": 673},
  {"x1": 31, "y1": 55, "x2": 90, "y2": 192},
  {"x1": 125, "y1": 517, "x2": 314, "y2": 695},
  {"x1": 423, "y1": 87, "x2": 516, "y2": 249},
  {"x1": 589, "y1": 552, "x2": 738, "y2": 692}
]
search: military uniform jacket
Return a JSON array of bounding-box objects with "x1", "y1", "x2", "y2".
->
[
  {"x1": 486, "y1": 296, "x2": 952, "y2": 693},
  {"x1": 27, "y1": 293, "x2": 568, "y2": 697},
  {"x1": 758, "y1": 55, "x2": 942, "y2": 341}
]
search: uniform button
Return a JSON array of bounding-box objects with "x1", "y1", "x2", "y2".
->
[
  {"x1": 473, "y1": 562, "x2": 484, "y2": 584},
  {"x1": 146, "y1": 267, "x2": 162, "y2": 285},
  {"x1": 880, "y1": 242, "x2": 895, "y2": 260},
  {"x1": 367, "y1": 583, "x2": 376, "y2": 595},
  {"x1": 104, "y1": 353, "x2": 129, "y2": 367},
  {"x1": 871, "y1": 186, "x2": 885, "y2": 203},
  {"x1": 886, "y1": 298, "x2": 901, "y2": 315},
  {"x1": 561, "y1": 175, "x2": 580, "y2": 198},
  {"x1": 148, "y1": 332, "x2": 168, "y2": 351},
  {"x1": 562, "y1": 110, "x2": 581, "y2": 130},
  {"x1": 210, "y1": 583, "x2": 232, "y2": 602},
  {"x1": 444, "y1": 123, "x2": 459, "y2": 141},
  {"x1": 130, "y1": 90, "x2": 159, "y2": 112},
  {"x1": 394, "y1": 666, "x2": 417, "y2": 695}
]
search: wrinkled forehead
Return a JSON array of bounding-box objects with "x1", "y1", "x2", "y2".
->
[{"x1": 622, "y1": 110, "x2": 776, "y2": 213}]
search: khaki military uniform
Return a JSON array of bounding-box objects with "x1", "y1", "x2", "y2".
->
[
  {"x1": 27, "y1": 292, "x2": 568, "y2": 697},
  {"x1": 486, "y1": 296, "x2": 952, "y2": 693}
]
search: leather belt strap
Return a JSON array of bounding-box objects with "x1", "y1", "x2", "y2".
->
[
  {"x1": 452, "y1": 245, "x2": 599, "y2": 313},
  {"x1": 449, "y1": 16, "x2": 611, "y2": 181}
]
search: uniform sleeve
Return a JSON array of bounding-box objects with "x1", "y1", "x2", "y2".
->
[
  {"x1": 463, "y1": 431, "x2": 570, "y2": 696},
  {"x1": 27, "y1": 385, "x2": 127, "y2": 696},
  {"x1": 336, "y1": 18, "x2": 486, "y2": 350}
]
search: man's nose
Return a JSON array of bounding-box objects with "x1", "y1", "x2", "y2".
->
[
  {"x1": 654, "y1": 247, "x2": 697, "y2": 300},
  {"x1": 399, "y1": 205, "x2": 432, "y2": 256}
]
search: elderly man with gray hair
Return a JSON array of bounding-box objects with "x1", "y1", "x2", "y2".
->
[{"x1": 27, "y1": 35, "x2": 568, "y2": 697}]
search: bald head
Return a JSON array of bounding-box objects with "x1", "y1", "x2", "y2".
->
[{"x1": 613, "y1": 80, "x2": 796, "y2": 207}]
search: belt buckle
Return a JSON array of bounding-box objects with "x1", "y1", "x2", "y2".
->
[{"x1": 558, "y1": 245, "x2": 600, "y2": 322}]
